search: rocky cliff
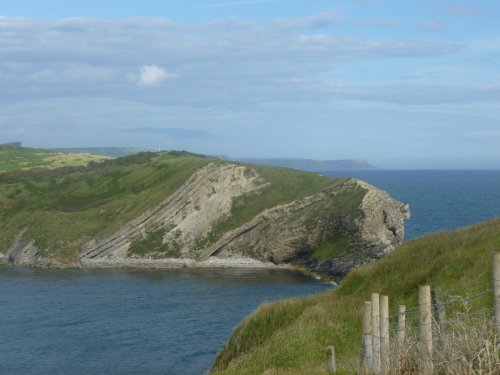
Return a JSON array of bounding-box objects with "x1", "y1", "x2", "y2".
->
[{"x1": 0, "y1": 159, "x2": 409, "y2": 278}]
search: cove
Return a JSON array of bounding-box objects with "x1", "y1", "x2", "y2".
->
[{"x1": 0, "y1": 266, "x2": 330, "y2": 375}]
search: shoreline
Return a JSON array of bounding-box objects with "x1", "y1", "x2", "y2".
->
[
  {"x1": 79, "y1": 256, "x2": 289, "y2": 270},
  {"x1": 0, "y1": 255, "x2": 289, "y2": 271},
  {"x1": 0, "y1": 254, "x2": 334, "y2": 282}
]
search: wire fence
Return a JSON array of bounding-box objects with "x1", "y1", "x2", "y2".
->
[
  {"x1": 326, "y1": 253, "x2": 500, "y2": 374},
  {"x1": 358, "y1": 285, "x2": 499, "y2": 374}
]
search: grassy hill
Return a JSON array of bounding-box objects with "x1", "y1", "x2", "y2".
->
[
  {"x1": 52, "y1": 147, "x2": 147, "y2": 158},
  {"x1": 0, "y1": 147, "x2": 111, "y2": 173},
  {"x1": 211, "y1": 218, "x2": 500, "y2": 374},
  {"x1": 0, "y1": 150, "x2": 347, "y2": 261}
]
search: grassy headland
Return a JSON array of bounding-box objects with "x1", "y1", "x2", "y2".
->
[
  {"x1": 0, "y1": 149, "x2": 348, "y2": 261},
  {"x1": 212, "y1": 218, "x2": 500, "y2": 374}
]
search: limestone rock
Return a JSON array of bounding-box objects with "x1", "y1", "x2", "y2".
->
[{"x1": 81, "y1": 163, "x2": 267, "y2": 260}]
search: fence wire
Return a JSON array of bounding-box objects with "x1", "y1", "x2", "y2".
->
[{"x1": 360, "y1": 286, "x2": 498, "y2": 375}]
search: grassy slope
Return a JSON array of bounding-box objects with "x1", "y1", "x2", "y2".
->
[
  {"x1": 0, "y1": 147, "x2": 111, "y2": 173},
  {"x1": 212, "y1": 218, "x2": 500, "y2": 375},
  {"x1": 0, "y1": 151, "x2": 347, "y2": 261}
]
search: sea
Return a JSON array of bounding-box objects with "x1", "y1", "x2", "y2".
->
[
  {"x1": 1, "y1": 170, "x2": 499, "y2": 375},
  {"x1": 326, "y1": 170, "x2": 500, "y2": 240}
]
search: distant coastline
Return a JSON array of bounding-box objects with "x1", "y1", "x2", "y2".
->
[{"x1": 234, "y1": 157, "x2": 378, "y2": 171}]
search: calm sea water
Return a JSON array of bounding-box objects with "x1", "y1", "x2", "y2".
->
[
  {"x1": 0, "y1": 267, "x2": 329, "y2": 375},
  {"x1": 2, "y1": 170, "x2": 499, "y2": 375},
  {"x1": 326, "y1": 170, "x2": 500, "y2": 240}
]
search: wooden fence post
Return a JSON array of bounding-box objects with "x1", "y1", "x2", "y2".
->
[
  {"x1": 380, "y1": 295, "x2": 390, "y2": 374},
  {"x1": 397, "y1": 305, "x2": 406, "y2": 374},
  {"x1": 362, "y1": 301, "x2": 373, "y2": 372},
  {"x1": 493, "y1": 253, "x2": 500, "y2": 337},
  {"x1": 432, "y1": 286, "x2": 446, "y2": 334},
  {"x1": 327, "y1": 346, "x2": 336, "y2": 374},
  {"x1": 371, "y1": 293, "x2": 381, "y2": 374},
  {"x1": 419, "y1": 285, "x2": 433, "y2": 375}
]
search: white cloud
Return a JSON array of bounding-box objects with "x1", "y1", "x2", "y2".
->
[
  {"x1": 138, "y1": 65, "x2": 171, "y2": 87},
  {"x1": 0, "y1": 15, "x2": 465, "y2": 108}
]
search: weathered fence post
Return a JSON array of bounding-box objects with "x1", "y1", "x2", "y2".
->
[
  {"x1": 432, "y1": 286, "x2": 446, "y2": 334},
  {"x1": 327, "y1": 346, "x2": 336, "y2": 374},
  {"x1": 397, "y1": 305, "x2": 406, "y2": 374},
  {"x1": 362, "y1": 301, "x2": 373, "y2": 372},
  {"x1": 380, "y1": 295, "x2": 390, "y2": 374},
  {"x1": 419, "y1": 285, "x2": 433, "y2": 375},
  {"x1": 493, "y1": 253, "x2": 500, "y2": 337},
  {"x1": 371, "y1": 293, "x2": 381, "y2": 374}
]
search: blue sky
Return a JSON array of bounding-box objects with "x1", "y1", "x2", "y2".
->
[{"x1": 1, "y1": 1, "x2": 499, "y2": 168}]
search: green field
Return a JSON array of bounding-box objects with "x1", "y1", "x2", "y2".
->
[
  {"x1": 211, "y1": 218, "x2": 500, "y2": 374},
  {"x1": 52, "y1": 147, "x2": 146, "y2": 158},
  {"x1": 0, "y1": 147, "x2": 111, "y2": 173},
  {"x1": 0, "y1": 149, "x2": 349, "y2": 261}
]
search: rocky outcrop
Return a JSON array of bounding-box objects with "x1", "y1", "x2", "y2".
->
[
  {"x1": 7, "y1": 241, "x2": 40, "y2": 264},
  {"x1": 78, "y1": 164, "x2": 409, "y2": 278},
  {"x1": 1, "y1": 233, "x2": 62, "y2": 267},
  {"x1": 312, "y1": 180, "x2": 410, "y2": 278},
  {"x1": 3, "y1": 162, "x2": 409, "y2": 278},
  {"x1": 199, "y1": 179, "x2": 410, "y2": 278},
  {"x1": 1, "y1": 231, "x2": 41, "y2": 265},
  {"x1": 356, "y1": 179, "x2": 410, "y2": 254}
]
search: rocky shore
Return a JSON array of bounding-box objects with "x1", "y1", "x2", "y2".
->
[{"x1": 79, "y1": 256, "x2": 285, "y2": 270}]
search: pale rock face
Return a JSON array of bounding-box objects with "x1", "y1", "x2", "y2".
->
[
  {"x1": 5, "y1": 241, "x2": 41, "y2": 264},
  {"x1": 356, "y1": 179, "x2": 410, "y2": 254},
  {"x1": 80, "y1": 163, "x2": 267, "y2": 260}
]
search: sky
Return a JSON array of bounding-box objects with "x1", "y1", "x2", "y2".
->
[{"x1": 1, "y1": 1, "x2": 500, "y2": 168}]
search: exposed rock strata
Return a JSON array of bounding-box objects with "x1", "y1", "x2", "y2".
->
[
  {"x1": 199, "y1": 179, "x2": 409, "y2": 278},
  {"x1": 81, "y1": 163, "x2": 267, "y2": 260}
]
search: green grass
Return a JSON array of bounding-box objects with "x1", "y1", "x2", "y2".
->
[
  {"x1": 52, "y1": 147, "x2": 146, "y2": 158},
  {"x1": 211, "y1": 218, "x2": 500, "y2": 375},
  {"x1": 0, "y1": 147, "x2": 111, "y2": 173},
  {"x1": 312, "y1": 235, "x2": 351, "y2": 262},
  {"x1": 129, "y1": 228, "x2": 182, "y2": 258}
]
